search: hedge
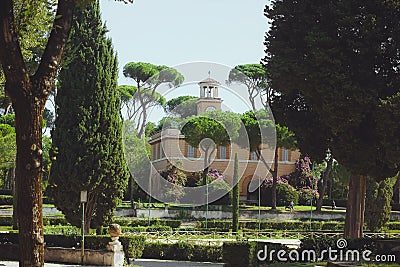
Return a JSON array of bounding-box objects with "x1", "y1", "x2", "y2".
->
[
  {"x1": 0, "y1": 195, "x2": 13, "y2": 205},
  {"x1": 0, "y1": 233, "x2": 145, "y2": 259},
  {"x1": 142, "y1": 241, "x2": 222, "y2": 262},
  {"x1": 0, "y1": 216, "x2": 13, "y2": 226},
  {"x1": 0, "y1": 195, "x2": 53, "y2": 205},
  {"x1": 222, "y1": 241, "x2": 257, "y2": 267},
  {"x1": 112, "y1": 218, "x2": 181, "y2": 228},
  {"x1": 195, "y1": 220, "x2": 345, "y2": 231}
]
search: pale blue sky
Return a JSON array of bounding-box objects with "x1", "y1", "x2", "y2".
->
[
  {"x1": 99, "y1": 0, "x2": 270, "y2": 121},
  {"x1": 100, "y1": 0, "x2": 269, "y2": 85}
]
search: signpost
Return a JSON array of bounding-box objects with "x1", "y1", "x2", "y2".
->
[{"x1": 80, "y1": 190, "x2": 87, "y2": 265}]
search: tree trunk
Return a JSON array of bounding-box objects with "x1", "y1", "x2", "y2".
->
[
  {"x1": 0, "y1": 1, "x2": 76, "y2": 265},
  {"x1": 271, "y1": 148, "x2": 279, "y2": 209},
  {"x1": 11, "y1": 166, "x2": 17, "y2": 230},
  {"x1": 344, "y1": 174, "x2": 366, "y2": 238},
  {"x1": 316, "y1": 158, "x2": 333, "y2": 212},
  {"x1": 14, "y1": 97, "x2": 46, "y2": 266}
]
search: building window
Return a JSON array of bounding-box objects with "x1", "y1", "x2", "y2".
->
[
  {"x1": 187, "y1": 145, "x2": 195, "y2": 158},
  {"x1": 251, "y1": 151, "x2": 258, "y2": 160},
  {"x1": 220, "y1": 146, "x2": 227, "y2": 159},
  {"x1": 282, "y1": 149, "x2": 289, "y2": 162}
]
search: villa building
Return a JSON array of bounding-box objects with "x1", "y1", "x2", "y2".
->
[{"x1": 149, "y1": 78, "x2": 300, "y2": 201}]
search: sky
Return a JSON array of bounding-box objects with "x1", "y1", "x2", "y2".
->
[{"x1": 99, "y1": 0, "x2": 270, "y2": 121}]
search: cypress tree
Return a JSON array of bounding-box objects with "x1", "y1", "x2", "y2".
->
[
  {"x1": 48, "y1": 1, "x2": 129, "y2": 232},
  {"x1": 365, "y1": 176, "x2": 396, "y2": 232},
  {"x1": 232, "y1": 153, "x2": 240, "y2": 233}
]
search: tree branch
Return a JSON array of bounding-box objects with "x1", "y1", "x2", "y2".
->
[
  {"x1": 0, "y1": 0, "x2": 29, "y2": 99},
  {"x1": 34, "y1": 0, "x2": 76, "y2": 97}
]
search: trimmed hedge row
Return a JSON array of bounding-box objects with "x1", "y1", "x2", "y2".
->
[
  {"x1": 113, "y1": 218, "x2": 181, "y2": 228},
  {"x1": 0, "y1": 233, "x2": 145, "y2": 259},
  {"x1": 0, "y1": 195, "x2": 13, "y2": 205},
  {"x1": 97, "y1": 225, "x2": 172, "y2": 235},
  {"x1": 196, "y1": 220, "x2": 345, "y2": 231},
  {"x1": 142, "y1": 241, "x2": 222, "y2": 262},
  {"x1": 222, "y1": 241, "x2": 289, "y2": 266},
  {"x1": 0, "y1": 195, "x2": 53, "y2": 205},
  {"x1": 0, "y1": 216, "x2": 69, "y2": 226}
]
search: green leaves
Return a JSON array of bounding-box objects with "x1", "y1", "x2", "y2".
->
[
  {"x1": 49, "y1": 0, "x2": 129, "y2": 230},
  {"x1": 264, "y1": 0, "x2": 400, "y2": 177}
]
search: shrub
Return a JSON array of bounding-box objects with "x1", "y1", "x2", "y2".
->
[
  {"x1": 298, "y1": 188, "x2": 319, "y2": 205},
  {"x1": 43, "y1": 217, "x2": 69, "y2": 226},
  {"x1": 112, "y1": 218, "x2": 181, "y2": 228},
  {"x1": 0, "y1": 195, "x2": 13, "y2": 205},
  {"x1": 222, "y1": 241, "x2": 257, "y2": 267},
  {"x1": 146, "y1": 225, "x2": 172, "y2": 232},
  {"x1": 0, "y1": 216, "x2": 12, "y2": 226},
  {"x1": 142, "y1": 242, "x2": 222, "y2": 262},
  {"x1": 44, "y1": 225, "x2": 80, "y2": 235},
  {"x1": 365, "y1": 176, "x2": 396, "y2": 232},
  {"x1": 119, "y1": 235, "x2": 146, "y2": 259},
  {"x1": 263, "y1": 182, "x2": 298, "y2": 206},
  {"x1": 44, "y1": 234, "x2": 79, "y2": 248}
]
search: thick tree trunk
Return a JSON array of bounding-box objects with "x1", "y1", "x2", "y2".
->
[
  {"x1": 0, "y1": 1, "x2": 76, "y2": 265},
  {"x1": 316, "y1": 158, "x2": 333, "y2": 212},
  {"x1": 271, "y1": 148, "x2": 279, "y2": 210},
  {"x1": 14, "y1": 97, "x2": 46, "y2": 266},
  {"x1": 344, "y1": 175, "x2": 366, "y2": 238}
]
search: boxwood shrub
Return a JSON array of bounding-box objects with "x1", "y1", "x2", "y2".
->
[
  {"x1": 0, "y1": 216, "x2": 12, "y2": 226},
  {"x1": 0, "y1": 232, "x2": 145, "y2": 260},
  {"x1": 0, "y1": 195, "x2": 13, "y2": 205},
  {"x1": 222, "y1": 241, "x2": 257, "y2": 267},
  {"x1": 142, "y1": 241, "x2": 222, "y2": 262},
  {"x1": 112, "y1": 218, "x2": 181, "y2": 228}
]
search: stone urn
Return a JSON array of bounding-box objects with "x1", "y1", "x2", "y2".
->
[{"x1": 107, "y1": 223, "x2": 123, "y2": 252}]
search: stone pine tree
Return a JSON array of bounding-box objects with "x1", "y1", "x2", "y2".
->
[
  {"x1": 48, "y1": 1, "x2": 129, "y2": 233},
  {"x1": 232, "y1": 153, "x2": 240, "y2": 233}
]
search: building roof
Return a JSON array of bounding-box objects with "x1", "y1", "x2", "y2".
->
[{"x1": 199, "y1": 77, "x2": 221, "y2": 85}]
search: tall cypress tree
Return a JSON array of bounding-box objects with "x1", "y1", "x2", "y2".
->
[
  {"x1": 49, "y1": 1, "x2": 129, "y2": 232},
  {"x1": 232, "y1": 153, "x2": 240, "y2": 234}
]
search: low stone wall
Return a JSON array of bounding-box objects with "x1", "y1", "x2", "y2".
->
[
  {"x1": 135, "y1": 208, "x2": 346, "y2": 221},
  {"x1": 45, "y1": 247, "x2": 124, "y2": 267}
]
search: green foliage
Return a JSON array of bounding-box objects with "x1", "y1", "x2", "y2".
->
[
  {"x1": 122, "y1": 62, "x2": 183, "y2": 137},
  {"x1": 196, "y1": 219, "x2": 345, "y2": 231},
  {"x1": 0, "y1": 114, "x2": 15, "y2": 127},
  {"x1": 228, "y1": 64, "x2": 268, "y2": 110},
  {"x1": 158, "y1": 163, "x2": 187, "y2": 202},
  {"x1": 142, "y1": 242, "x2": 222, "y2": 262},
  {"x1": 222, "y1": 241, "x2": 257, "y2": 267},
  {"x1": 123, "y1": 121, "x2": 151, "y2": 202},
  {"x1": 112, "y1": 218, "x2": 182, "y2": 228},
  {"x1": 164, "y1": 95, "x2": 197, "y2": 118},
  {"x1": 49, "y1": 0, "x2": 129, "y2": 231},
  {"x1": 0, "y1": 216, "x2": 13, "y2": 226},
  {"x1": 264, "y1": 0, "x2": 400, "y2": 179},
  {"x1": 0, "y1": 124, "x2": 16, "y2": 169},
  {"x1": 12, "y1": 0, "x2": 55, "y2": 74},
  {"x1": 183, "y1": 111, "x2": 241, "y2": 149},
  {"x1": 298, "y1": 188, "x2": 319, "y2": 206},
  {"x1": 232, "y1": 153, "x2": 240, "y2": 233},
  {"x1": 365, "y1": 176, "x2": 396, "y2": 232},
  {"x1": 264, "y1": 182, "x2": 298, "y2": 206}
]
